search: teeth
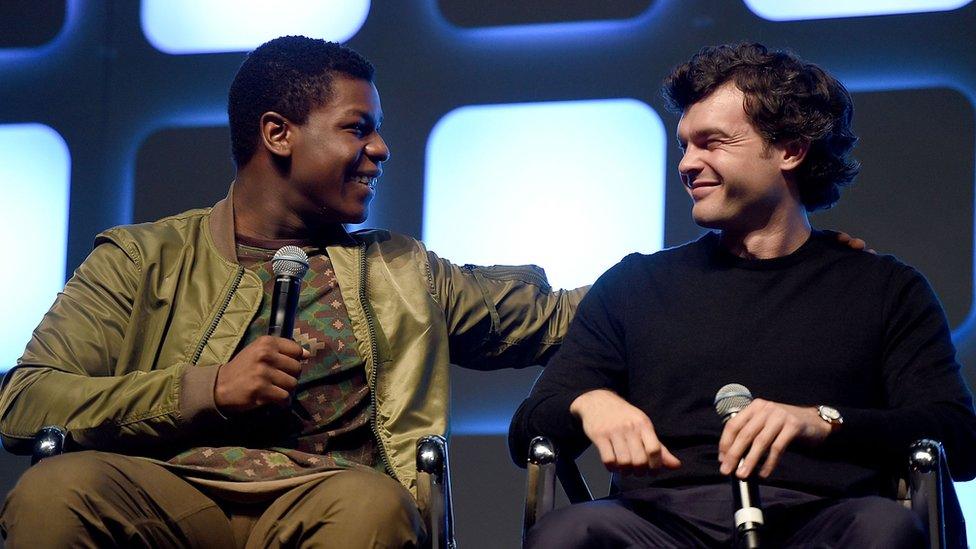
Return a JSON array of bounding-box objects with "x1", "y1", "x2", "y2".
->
[{"x1": 353, "y1": 175, "x2": 376, "y2": 188}]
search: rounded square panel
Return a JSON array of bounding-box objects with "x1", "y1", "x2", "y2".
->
[
  {"x1": 424, "y1": 98, "x2": 666, "y2": 309},
  {"x1": 744, "y1": 0, "x2": 971, "y2": 21},
  {"x1": 141, "y1": 0, "x2": 370, "y2": 54},
  {"x1": 0, "y1": 124, "x2": 70, "y2": 372}
]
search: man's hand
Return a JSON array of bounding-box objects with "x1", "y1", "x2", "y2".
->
[
  {"x1": 718, "y1": 399, "x2": 832, "y2": 479},
  {"x1": 834, "y1": 231, "x2": 876, "y2": 254},
  {"x1": 570, "y1": 389, "x2": 681, "y2": 474},
  {"x1": 214, "y1": 335, "x2": 310, "y2": 414}
]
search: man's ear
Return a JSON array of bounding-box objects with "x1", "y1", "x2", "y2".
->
[
  {"x1": 780, "y1": 139, "x2": 810, "y2": 171},
  {"x1": 259, "y1": 111, "x2": 293, "y2": 158}
]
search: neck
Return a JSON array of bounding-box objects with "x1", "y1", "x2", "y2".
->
[
  {"x1": 232, "y1": 168, "x2": 342, "y2": 241},
  {"x1": 719, "y1": 205, "x2": 811, "y2": 260}
]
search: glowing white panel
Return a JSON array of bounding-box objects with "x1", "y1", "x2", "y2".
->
[
  {"x1": 958, "y1": 481, "x2": 976, "y2": 542},
  {"x1": 424, "y1": 99, "x2": 666, "y2": 290},
  {"x1": 744, "y1": 0, "x2": 971, "y2": 21},
  {"x1": 141, "y1": 0, "x2": 370, "y2": 54},
  {"x1": 0, "y1": 124, "x2": 70, "y2": 373}
]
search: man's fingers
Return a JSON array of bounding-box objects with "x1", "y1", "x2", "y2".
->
[
  {"x1": 760, "y1": 422, "x2": 799, "y2": 478},
  {"x1": 259, "y1": 384, "x2": 292, "y2": 407},
  {"x1": 737, "y1": 416, "x2": 783, "y2": 478},
  {"x1": 268, "y1": 367, "x2": 299, "y2": 393},
  {"x1": 272, "y1": 337, "x2": 307, "y2": 359},
  {"x1": 721, "y1": 412, "x2": 765, "y2": 475},
  {"x1": 660, "y1": 445, "x2": 682, "y2": 469},
  {"x1": 270, "y1": 353, "x2": 303, "y2": 377},
  {"x1": 718, "y1": 403, "x2": 755, "y2": 453},
  {"x1": 609, "y1": 434, "x2": 634, "y2": 469},
  {"x1": 626, "y1": 432, "x2": 649, "y2": 471},
  {"x1": 593, "y1": 438, "x2": 617, "y2": 470}
]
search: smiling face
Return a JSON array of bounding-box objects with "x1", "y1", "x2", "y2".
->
[
  {"x1": 676, "y1": 82, "x2": 800, "y2": 233},
  {"x1": 285, "y1": 76, "x2": 390, "y2": 225}
]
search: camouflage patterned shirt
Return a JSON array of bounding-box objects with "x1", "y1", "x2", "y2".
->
[{"x1": 167, "y1": 236, "x2": 384, "y2": 481}]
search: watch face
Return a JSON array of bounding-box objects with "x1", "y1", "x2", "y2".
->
[{"x1": 820, "y1": 405, "x2": 842, "y2": 422}]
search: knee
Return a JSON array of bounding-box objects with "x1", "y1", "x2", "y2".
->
[
  {"x1": 847, "y1": 497, "x2": 926, "y2": 548},
  {"x1": 303, "y1": 468, "x2": 424, "y2": 545},
  {"x1": 1, "y1": 452, "x2": 112, "y2": 544},
  {"x1": 5, "y1": 451, "x2": 108, "y2": 512},
  {"x1": 526, "y1": 503, "x2": 618, "y2": 549},
  {"x1": 327, "y1": 468, "x2": 421, "y2": 523}
]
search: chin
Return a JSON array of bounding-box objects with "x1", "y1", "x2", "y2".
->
[{"x1": 691, "y1": 207, "x2": 724, "y2": 230}]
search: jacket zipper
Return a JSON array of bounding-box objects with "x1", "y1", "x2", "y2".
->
[
  {"x1": 191, "y1": 266, "x2": 245, "y2": 365},
  {"x1": 359, "y1": 242, "x2": 398, "y2": 481}
]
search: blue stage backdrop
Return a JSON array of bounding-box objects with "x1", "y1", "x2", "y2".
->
[{"x1": 1, "y1": 1, "x2": 975, "y2": 546}]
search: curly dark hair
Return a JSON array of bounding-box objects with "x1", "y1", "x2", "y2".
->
[
  {"x1": 662, "y1": 43, "x2": 859, "y2": 211},
  {"x1": 228, "y1": 35, "x2": 375, "y2": 167}
]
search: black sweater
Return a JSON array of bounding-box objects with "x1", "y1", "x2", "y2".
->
[{"x1": 509, "y1": 231, "x2": 976, "y2": 497}]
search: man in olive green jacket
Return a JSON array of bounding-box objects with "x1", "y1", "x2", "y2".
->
[{"x1": 0, "y1": 36, "x2": 582, "y2": 547}]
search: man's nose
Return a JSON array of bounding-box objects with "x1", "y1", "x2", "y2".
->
[
  {"x1": 367, "y1": 134, "x2": 391, "y2": 163},
  {"x1": 677, "y1": 149, "x2": 702, "y2": 185}
]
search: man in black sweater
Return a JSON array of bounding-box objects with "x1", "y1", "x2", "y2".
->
[{"x1": 509, "y1": 43, "x2": 976, "y2": 548}]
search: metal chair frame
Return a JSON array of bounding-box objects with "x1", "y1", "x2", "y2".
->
[
  {"x1": 522, "y1": 436, "x2": 965, "y2": 549},
  {"x1": 32, "y1": 426, "x2": 458, "y2": 548}
]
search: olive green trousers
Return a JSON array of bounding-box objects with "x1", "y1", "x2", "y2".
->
[{"x1": 0, "y1": 450, "x2": 425, "y2": 548}]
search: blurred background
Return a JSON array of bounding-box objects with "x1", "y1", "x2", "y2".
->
[{"x1": 1, "y1": 1, "x2": 975, "y2": 546}]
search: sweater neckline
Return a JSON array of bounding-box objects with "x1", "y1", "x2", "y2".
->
[{"x1": 703, "y1": 230, "x2": 825, "y2": 271}]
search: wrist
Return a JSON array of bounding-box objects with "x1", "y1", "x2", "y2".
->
[
  {"x1": 570, "y1": 389, "x2": 613, "y2": 418},
  {"x1": 815, "y1": 404, "x2": 844, "y2": 437}
]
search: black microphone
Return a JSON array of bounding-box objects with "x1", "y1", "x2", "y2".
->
[
  {"x1": 715, "y1": 383, "x2": 763, "y2": 549},
  {"x1": 268, "y1": 246, "x2": 309, "y2": 339}
]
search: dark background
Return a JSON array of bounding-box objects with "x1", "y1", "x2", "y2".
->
[{"x1": 1, "y1": 1, "x2": 975, "y2": 547}]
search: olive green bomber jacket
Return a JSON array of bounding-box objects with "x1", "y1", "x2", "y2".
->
[{"x1": 0, "y1": 189, "x2": 585, "y2": 495}]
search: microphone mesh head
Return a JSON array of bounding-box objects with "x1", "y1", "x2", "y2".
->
[
  {"x1": 714, "y1": 383, "x2": 753, "y2": 418},
  {"x1": 272, "y1": 246, "x2": 309, "y2": 278}
]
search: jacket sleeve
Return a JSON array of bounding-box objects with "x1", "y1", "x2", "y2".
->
[
  {"x1": 0, "y1": 239, "x2": 224, "y2": 455},
  {"x1": 828, "y1": 264, "x2": 976, "y2": 481},
  {"x1": 508, "y1": 258, "x2": 632, "y2": 466},
  {"x1": 426, "y1": 250, "x2": 587, "y2": 370}
]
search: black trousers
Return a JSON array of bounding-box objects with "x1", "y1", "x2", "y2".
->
[{"x1": 525, "y1": 484, "x2": 926, "y2": 548}]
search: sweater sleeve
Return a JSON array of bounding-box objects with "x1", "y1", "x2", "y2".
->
[
  {"x1": 508, "y1": 257, "x2": 634, "y2": 466},
  {"x1": 829, "y1": 264, "x2": 976, "y2": 480}
]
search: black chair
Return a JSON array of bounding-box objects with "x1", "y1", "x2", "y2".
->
[
  {"x1": 32, "y1": 426, "x2": 457, "y2": 549},
  {"x1": 522, "y1": 436, "x2": 966, "y2": 549}
]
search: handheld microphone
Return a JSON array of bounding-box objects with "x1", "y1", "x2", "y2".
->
[
  {"x1": 268, "y1": 246, "x2": 309, "y2": 339},
  {"x1": 715, "y1": 383, "x2": 763, "y2": 549}
]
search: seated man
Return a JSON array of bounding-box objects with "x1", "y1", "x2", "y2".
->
[
  {"x1": 509, "y1": 42, "x2": 976, "y2": 548},
  {"x1": 0, "y1": 36, "x2": 584, "y2": 547}
]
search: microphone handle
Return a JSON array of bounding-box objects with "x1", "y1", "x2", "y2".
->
[
  {"x1": 268, "y1": 275, "x2": 302, "y2": 339},
  {"x1": 732, "y1": 462, "x2": 763, "y2": 549}
]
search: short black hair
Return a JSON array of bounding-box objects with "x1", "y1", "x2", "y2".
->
[
  {"x1": 227, "y1": 35, "x2": 375, "y2": 167},
  {"x1": 663, "y1": 43, "x2": 859, "y2": 211}
]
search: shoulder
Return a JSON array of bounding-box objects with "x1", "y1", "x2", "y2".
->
[
  {"x1": 94, "y1": 207, "x2": 212, "y2": 264},
  {"x1": 601, "y1": 236, "x2": 709, "y2": 280},
  {"x1": 813, "y1": 230, "x2": 915, "y2": 277},
  {"x1": 350, "y1": 228, "x2": 429, "y2": 255}
]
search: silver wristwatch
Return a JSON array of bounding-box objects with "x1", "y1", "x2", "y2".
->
[{"x1": 817, "y1": 405, "x2": 844, "y2": 427}]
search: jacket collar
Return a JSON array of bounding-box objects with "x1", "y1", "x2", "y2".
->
[{"x1": 209, "y1": 182, "x2": 359, "y2": 265}]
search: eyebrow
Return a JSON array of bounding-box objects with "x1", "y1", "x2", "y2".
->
[
  {"x1": 676, "y1": 127, "x2": 733, "y2": 145},
  {"x1": 342, "y1": 109, "x2": 384, "y2": 127}
]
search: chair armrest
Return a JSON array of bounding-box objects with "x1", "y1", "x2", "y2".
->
[
  {"x1": 907, "y1": 438, "x2": 967, "y2": 549},
  {"x1": 523, "y1": 436, "x2": 558, "y2": 539},
  {"x1": 416, "y1": 434, "x2": 456, "y2": 549},
  {"x1": 30, "y1": 425, "x2": 66, "y2": 465},
  {"x1": 522, "y1": 436, "x2": 595, "y2": 541}
]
